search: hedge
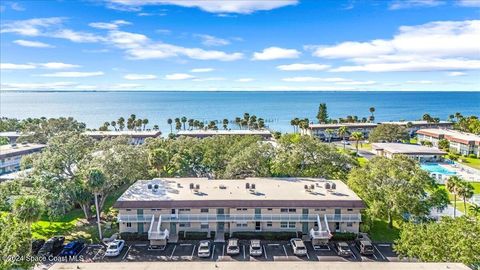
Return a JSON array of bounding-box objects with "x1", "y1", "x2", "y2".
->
[
  {"x1": 331, "y1": 232, "x2": 357, "y2": 241},
  {"x1": 178, "y1": 231, "x2": 209, "y2": 240},
  {"x1": 229, "y1": 231, "x2": 298, "y2": 240},
  {"x1": 120, "y1": 232, "x2": 148, "y2": 241}
]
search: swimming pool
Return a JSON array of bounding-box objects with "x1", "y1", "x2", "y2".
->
[{"x1": 421, "y1": 163, "x2": 457, "y2": 175}]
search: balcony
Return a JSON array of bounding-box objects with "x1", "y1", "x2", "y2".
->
[{"x1": 117, "y1": 213, "x2": 361, "y2": 223}]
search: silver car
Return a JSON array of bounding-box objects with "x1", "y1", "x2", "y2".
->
[
  {"x1": 197, "y1": 240, "x2": 211, "y2": 258},
  {"x1": 249, "y1": 239, "x2": 263, "y2": 256},
  {"x1": 226, "y1": 238, "x2": 240, "y2": 255},
  {"x1": 290, "y1": 238, "x2": 307, "y2": 256}
]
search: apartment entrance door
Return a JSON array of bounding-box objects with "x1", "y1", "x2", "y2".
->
[{"x1": 255, "y1": 222, "x2": 261, "y2": 231}]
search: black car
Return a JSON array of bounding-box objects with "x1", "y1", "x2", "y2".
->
[
  {"x1": 38, "y1": 236, "x2": 65, "y2": 257},
  {"x1": 59, "y1": 240, "x2": 84, "y2": 257},
  {"x1": 31, "y1": 239, "x2": 45, "y2": 255}
]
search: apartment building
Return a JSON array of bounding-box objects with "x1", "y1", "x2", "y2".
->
[
  {"x1": 176, "y1": 129, "x2": 272, "y2": 139},
  {"x1": 372, "y1": 143, "x2": 446, "y2": 162},
  {"x1": 417, "y1": 129, "x2": 480, "y2": 157},
  {"x1": 380, "y1": 121, "x2": 453, "y2": 136},
  {"x1": 0, "y1": 143, "x2": 46, "y2": 175},
  {"x1": 301, "y1": 123, "x2": 378, "y2": 141},
  {"x1": 115, "y1": 177, "x2": 364, "y2": 245},
  {"x1": 83, "y1": 130, "x2": 161, "y2": 145}
]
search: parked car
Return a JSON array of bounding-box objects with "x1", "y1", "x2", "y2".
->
[
  {"x1": 197, "y1": 240, "x2": 211, "y2": 258},
  {"x1": 31, "y1": 239, "x2": 45, "y2": 255},
  {"x1": 290, "y1": 238, "x2": 307, "y2": 256},
  {"x1": 226, "y1": 238, "x2": 240, "y2": 255},
  {"x1": 355, "y1": 233, "x2": 375, "y2": 255},
  {"x1": 105, "y1": 240, "x2": 125, "y2": 257},
  {"x1": 335, "y1": 242, "x2": 353, "y2": 257},
  {"x1": 249, "y1": 239, "x2": 263, "y2": 257},
  {"x1": 59, "y1": 240, "x2": 84, "y2": 257},
  {"x1": 341, "y1": 140, "x2": 351, "y2": 145},
  {"x1": 38, "y1": 236, "x2": 65, "y2": 257}
]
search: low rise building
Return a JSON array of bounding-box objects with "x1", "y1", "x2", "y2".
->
[
  {"x1": 83, "y1": 130, "x2": 161, "y2": 145},
  {"x1": 115, "y1": 177, "x2": 364, "y2": 245},
  {"x1": 380, "y1": 121, "x2": 453, "y2": 136},
  {"x1": 0, "y1": 131, "x2": 24, "y2": 144},
  {"x1": 372, "y1": 143, "x2": 446, "y2": 162},
  {"x1": 301, "y1": 123, "x2": 378, "y2": 141},
  {"x1": 417, "y1": 129, "x2": 480, "y2": 157},
  {"x1": 176, "y1": 129, "x2": 272, "y2": 139},
  {"x1": 0, "y1": 143, "x2": 46, "y2": 175}
]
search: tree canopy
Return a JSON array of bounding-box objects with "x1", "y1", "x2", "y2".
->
[{"x1": 368, "y1": 124, "x2": 410, "y2": 143}]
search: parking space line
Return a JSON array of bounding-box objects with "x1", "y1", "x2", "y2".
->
[
  {"x1": 222, "y1": 245, "x2": 225, "y2": 257},
  {"x1": 351, "y1": 251, "x2": 357, "y2": 260},
  {"x1": 243, "y1": 245, "x2": 246, "y2": 259},
  {"x1": 122, "y1": 245, "x2": 131, "y2": 261},
  {"x1": 282, "y1": 245, "x2": 288, "y2": 258},
  {"x1": 373, "y1": 253, "x2": 378, "y2": 260},
  {"x1": 374, "y1": 245, "x2": 386, "y2": 260},
  {"x1": 211, "y1": 245, "x2": 216, "y2": 259},
  {"x1": 93, "y1": 247, "x2": 103, "y2": 261},
  {"x1": 306, "y1": 250, "x2": 310, "y2": 260},
  {"x1": 190, "y1": 245, "x2": 196, "y2": 259},
  {"x1": 180, "y1": 243, "x2": 192, "y2": 246},
  {"x1": 263, "y1": 245, "x2": 267, "y2": 259},
  {"x1": 169, "y1": 245, "x2": 177, "y2": 259},
  {"x1": 378, "y1": 244, "x2": 390, "y2": 247},
  {"x1": 134, "y1": 244, "x2": 147, "y2": 247},
  {"x1": 78, "y1": 246, "x2": 87, "y2": 256}
]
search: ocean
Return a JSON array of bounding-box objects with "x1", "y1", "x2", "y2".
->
[{"x1": 1, "y1": 91, "x2": 479, "y2": 133}]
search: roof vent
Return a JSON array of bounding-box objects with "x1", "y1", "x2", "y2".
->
[
  {"x1": 331, "y1": 183, "x2": 336, "y2": 190},
  {"x1": 246, "y1": 183, "x2": 250, "y2": 189},
  {"x1": 304, "y1": 184, "x2": 309, "y2": 190},
  {"x1": 325, "y1": 182, "x2": 331, "y2": 190},
  {"x1": 147, "y1": 184, "x2": 152, "y2": 189},
  {"x1": 195, "y1": 184, "x2": 200, "y2": 190},
  {"x1": 177, "y1": 183, "x2": 181, "y2": 188},
  {"x1": 219, "y1": 184, "x2": 227, "y2": 189},
  {"x1": 310, "y1": 184, "x2": 315, "y2": 190},
  {"x1": 251, "y1": 184, "x2": 256, "y2": 190},
  {"x1": 190, "y1": 183, "x2": 194, "y2": 189}
]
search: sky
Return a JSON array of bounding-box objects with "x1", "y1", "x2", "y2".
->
[{"x1": 0, "y1": 0, "x2": 479, "y2": 91}]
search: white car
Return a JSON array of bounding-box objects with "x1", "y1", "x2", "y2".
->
[
  {"x1": 226, "y1": 238, "x2": 240, "y2": 255},
  {"x1": 249, "y1": 239, "x2": 263, "y2": 256},
  {"x1": 105, "y1": 240, "x2": 125, "y2": 257},
  {"x1": 290, "y1": 238, "x2": 307, "y2": 256},
  {"x1": 197, "y1": 240, "x2": 211, "y2": 258}
]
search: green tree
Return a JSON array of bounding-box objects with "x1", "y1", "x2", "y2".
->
[
  {"x1": 457, "y1": 181, "x2": 474, "y2": 215},
  {"x1": 0, "y1": 214, "x2": 34, "y2": 269},
  {"x1": 348, "y1": 156, "x2": 448, "y2": 228},
  {"x1": 317, "y1": 103, "x2": 328, "y2": 124},
  {"x1": 369, "y1": 107, "x2": 375, "y2": 122},
  {"x1": 394, "y1": 216, "x2": 480, "y2": 265},
  {"x1": 446, "y1": 176, "x2": 462, "y2": 217},
  {"x1": 117, "y1": 117, "x2": 125, "y2": 131},
  {"x1": 438, "y1": 139, "x2": 450, "y2": 150},
  {"x1": 167, "y1": 118, "x2": 173, "y2": 134},
  {"x1": 86, "y1": 168, "x2": 106, "y2": 240},
  {"x1": 12, "y1": 195, "x2": 43, "y2": 223},
  {"x1": 325, "y1": 128, "x2": 334, "y2": 142},
  {"x1": 222, "y1": 118, "x2": 229, "y2": 130},
  {"x1": 181, "y1": 116, "x2": 187, "y2": 130},
  {"x1": 17, "y1": 117, "x2": 86, "y2": 144},
  {"x1": 142, "y1": 118, "x2": 149, "y2": 130},
  {"x1": 350, "y1": 131, "x2": 363, "y2": 154},
  {"x1": 369, "y1": 124, "x2": 409, "y2": 143},
  {"x1": 338, "y1": 126, "x2": 349, "y2": 150},
  {"x1": 224, "y1": 143, "x2": 274, "y2": 179}
]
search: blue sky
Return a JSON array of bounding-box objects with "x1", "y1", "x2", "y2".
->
[{"x1": 1, "y1": 0, "x2": 479, "y2": 91}]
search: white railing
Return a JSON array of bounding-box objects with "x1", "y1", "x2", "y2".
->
[
  {"x1": 310, "y1": 215, "x2": 332, "y2": 240},
  {"x1": 147, "y1": 215, "x2": 169, "y2": 240},
  {"x1": 118, "y1": 213, "x2": 361, "y2": 223}
]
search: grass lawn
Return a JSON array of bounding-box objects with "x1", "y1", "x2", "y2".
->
[
  {"x1": 369, "y1": 219, "x2": 401, "y2": 242},
  {"x1": 31, "y1": 184, "x2": 129, "y2": 243},
  {"x1": 458, "y1": 156, "x2": 480, "y2": 170},
  {"x1": 359, "y1": 142, "x2": 372, "y2": 150}
]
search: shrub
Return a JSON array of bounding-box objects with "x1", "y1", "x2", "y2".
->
[
  {"x1": 468, "y1": 154, "x2": 477, "y2": 159},
  {"x1": 331, "y1": 232, "x2": 357, "y2": 241},
  {"x1": 229, "y1": 231, "x2": 297, "y2": 240},
  {"x1": 120, "y1": 232, "x2": 148, "y2": 241},
  {"x1": 179, "y1": 231, "x2": 208, "y2": 240}
]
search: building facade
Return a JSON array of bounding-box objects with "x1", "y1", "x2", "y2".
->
[
  {"x1": 372, "y1": 143, "x2": 446, "y2": 162},
  {"x1": 83, "y1": 130, "x2": 162, "y2": 145},
  {"x1": 301, "y1": 123, "x2": 378, "y2": 141},
  {"x1": 417, "y1": 129, "x2": 480, "y2": 157},
  {"x1": 115, "y1": 178, "x2": 364, "y2": 245},
  {"x1": 380, "y1": 121, "x2": 453, "y2": 136},
  {"x1": 176, "y1": 129, "x2": 272, "y2": 139},
  {"x1": 0, "y1": 143, "x2": 46, "y2": 175}
]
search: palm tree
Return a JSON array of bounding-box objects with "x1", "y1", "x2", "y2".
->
[
  {"x1": 446, "y1": 176, "x2": 462, "y2": 217},
  {"x1": 167, "y1": 118, "x2": 173, "y2": 134},
  {"x1": 188, "y1": 119, "x2": 194, "y2": 130},
  {"x1": 325, "y1": 129, "x2": 334, "y2": 142},
  {"x1": 111, "y1": 121, "x2": 117, "y2": 131},
  {"x1": 235, "y1": 117, "x2": 241, "y2": 129},
  {"x1": 130, "y1": 114, "x2": 136, "y2": 121},
  {"x1": 135, "y1": 119, "x2": 143, "y2": 131},
  {"x1": 369, "y1": 107, "x2": 375, "y2": 122},
  {"x1": 153, "y1": 124, "x2": 159, "y2": 131},
  {"x1": 258, "y1": 118, "x2": 265, "y2": 129},
  {"x1": 87, "y1": 168, "x2": 106, "y2": 240},
  {"x1": 222, "y1": 119, "x2": 229, "y2": 130},
  {"x1": 469, "y1": 204, "x2": 480, "y2": 216},
  {"x1": 290, "y1": 118, "x2": 299, "y2": 133},
  {"x1": 117, "y1": 117, "x2": 125, "y2": 131},
  {"x1": 103, "y1": 122, "x2": 110, "y2": 130},
  {"x1": 338, "y1": 126, "x2": 349, "y2": 150},
  {"x1": 243, "y1": 113, "x2": 250, "y2": 123},
  {"x1": 350, "y1": 132, "x2": 363, "y2": 154},
  {"x1": 181, "y1": 116, "x2": 187, "y2": 130},
  {"x1": 142, "y1": 118, "x2": 149, "y2": 130},
  {"x1": 458, "y1": 181, "x2": 474, "y2": 215}
]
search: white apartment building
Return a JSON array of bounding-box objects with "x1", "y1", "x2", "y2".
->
[
  {"x1": 417, "y1": 129, "x2": 480, "y2": 157},
  {"x1": 115, "y1": 177, "x2": 365, "y2": 245},
  {"x1": 83, "y1": 130, "x2": 162, "y2": 145},
  {"x1": 372, "y1": 143, "x2": 446, "y2": 162},
  {"x1": 0, "y1": 143, "x2": 46, "y2": 175},
  {"x1": 176, "y1": 129, "x2": 272, "y2": 139}
]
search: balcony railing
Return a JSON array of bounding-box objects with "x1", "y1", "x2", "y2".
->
[{"x1": 117, "y1": 213, "x2": 361, "y2": 223}]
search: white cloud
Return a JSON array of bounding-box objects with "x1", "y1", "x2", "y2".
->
[
  {"x1": 164, "y1": 73, "x2": 194, "y2": 80},
  {"x1": 105, "y1": 0, "x2": 298, "y2": 14},
  {"x1": 282, "y1": 77, "x2": 348, "y2": 82},
  {"x1": 406, "y1": 80, "x2": 436, "y2": 84},
  {"x1": 389, "y1": 0, "x2": 444, "y2": 10},
  {"x1": 124, "y1": 74, "x2": 157, "y2": 80},
  {"x1": 236, "y1": 78, "x2": 254, "y2": 82},
  {"x1": 312, "y1": 20, "x2": 480, "y2": 72},
  {"x1": 0, "y1": 82, "x2": 77, "y2": 91},
  {"x1": 195, "y1": 34, "x2": 230, "y2": 46},
  {"x1": 0, "y1": 17, "x2": 64, "y2": 36},
  {"x1": 53, "y1": 29, "x2": 105, "y2": 43},
  {"x1": 39, "y1": 71, "x2": 104, "y2": 78},
  {"x1": 10, "y1": 2, "x2": 25, "y2": 11},
  {"x1": 13, "y1": 39, "x2": 54, "y2": 48},
  {"x1": 252, "y1": 47, "x2": 300, "y2": 61},
  {"x1": 447, "y1": 71, "x2": 466, "y2": 76},
  {"x1": 36, "y1": 62, "x2": 80, "y2": 69},
  {"x1": 191, "y1": 68, "x2": 214, "y2": 73},
  {"x1": 266, "y1": 85, "x2": 357, "y2": 91},
  {"x1": 111, "y1": 83, "x2": 143, "y2": 89},
  {"x1": 192, "y1": 77, "x2": 226, "y2": 81},
  {"x1": 336, "y1": 80, "x2": 376, "y2": 85},
  {"x1": 277, "y1": 63, "x2": 331, "y2": 71},
  {"x1": 89, "y1": 20, "x2": 131, "y2": 30},
  {"x1": 1, "y1": 63, "x2": 36, "y2": 70},
  {"x1": 457, "y1": 0, "x2": 480, "y2": 7}
]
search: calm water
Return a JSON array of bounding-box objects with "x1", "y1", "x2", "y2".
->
[{"x1": 1, "y1": 91, "x2": 479, "y2": 133}]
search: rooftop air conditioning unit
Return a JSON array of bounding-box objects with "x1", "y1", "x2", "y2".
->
[
  {"x1": 331, "y1": 183, "x2": 336, "y2": 190},
  {"x1": 195, "y1": 184, "x2": 200, "y2": 190},
  {"x1": 251, "y1": 184, "x2": 256, "y2": 190},
  {"x1": 310, "y1": 184, "x2": 315, "y2": 190},
  {"x1": 219, "y1": 184, "x2": 226, "y2": 189},
  {"x1": 246, "y1": 183, "x2": 250, "y2": 189},
  {"x1": 190, "y1": 183, "x2": 195, "y2": 190},
  {"x1": 147, "y1": 184, "x2": 152, "y2": 189},
  {"x1": 325, "y1": 182, "x2": 331, "y2": 190},
  {"x1": 304, "y1": 185, "x2": 309, "y2": 190}
]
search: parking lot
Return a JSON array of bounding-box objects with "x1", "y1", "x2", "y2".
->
[{"x1": 73, "y1": 240, "x2": 400, "y2": 263}]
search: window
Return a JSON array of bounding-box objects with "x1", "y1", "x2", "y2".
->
[
  {"x1": 347, "y1": 208, "x2": 353, "y2": 212},
  {"x1": 201, "y1": 208, "x2": 209, "y2": 213},
  {"x1": 126, "y1": 222, "x2": 132, "y2": 228},
  {"x1": 236, "y1": 222, "x2": 247, "y2": 228},
  {"x1": 126, "y1": 209, "x2": 131, "y2": 212},
  {"x1": 347, "y1": 222, "x2": 353, "y2": 227},
  {"x1": 179, "y1": 209, "x2": 190, "y2": 212},
  {"x1": 267, "y1": 208, "x2": 273, "y2": 211},
  {"x1": 288, "y1": 222, "x2": 296, "y2": 228},
  {"x1": 236, "y1": 208, "x2": 248, "y2": 211},
  {"x1": 179, "y1": 222, "x2": 191, "y2": 228},
  {"x1": 200, "y1": 223, "x2": 209, "y2": 230},
  {"x1": 280, "y1": 208, "x2": 288, "y2": 213},
  {"x1": 320, "y1": 208, "x2": 326, "y2": 211},
  {"x1": 280, "y1": 222, "x2": 288, "y2": 228},
  {"x1": 288, "y1": 209, "x2": 296, "y2": 213},
  {"x1": 267, "y1": 222, "x2": 272, "y2": 227}
]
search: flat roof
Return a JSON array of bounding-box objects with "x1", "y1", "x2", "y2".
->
[
  {"x1": 380, "y1": 120, "x2": 452, "y2": 126},
  {"x1": 84, "y1": 130, "x2": 161, "y2": 138},
  {"x1": 0, "y1": 143, "x2": 46, "y2": 158},
  {"x1": 0, "y1": 131, "x2": 23, "y2": 138},
  {"x1": 177, "y1": 129, "x2": 272, "y2": 136},
  {"x1": 372, "y1": 143, "x2": 446, "y2": 155},
  {"x1": 308, "y1": 123, "x2": 378, "y2": 129},
  {"x1": 417, "y1": 129, "x2": 480, "y2": 145},
  {"x1": 115, "y1": 177, "x2": 364, "y2": 209},
  {"x1": 50, "y1": 262, "x2": 471, "y2": 270}
]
